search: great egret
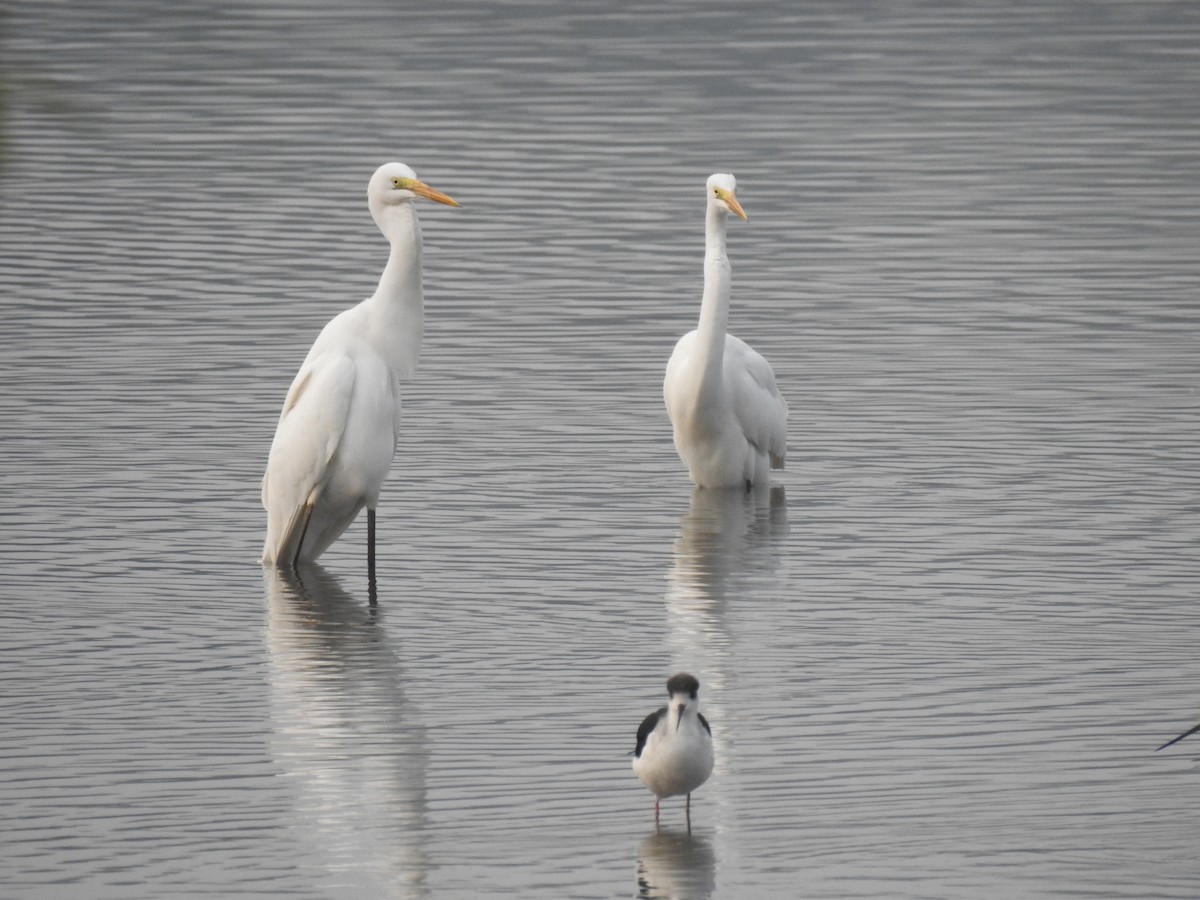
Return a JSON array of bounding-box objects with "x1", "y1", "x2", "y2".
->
[
  {"x1": 632, "y1": 672, "x2": 714, "y2": 829},
  {"x1": 664, "y1": 173, "x2": 787, "y2": 489},
  {"x1": 261, "y1": 162, "x2": 459, "y2": 571}
]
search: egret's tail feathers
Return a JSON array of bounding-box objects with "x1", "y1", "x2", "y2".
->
[{"x1": 266, "y1": 501, "x2": 315, "y2": 570}]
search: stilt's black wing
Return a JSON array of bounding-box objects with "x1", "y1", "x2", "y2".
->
[
  {"x1": 698, "y1": 712, "x2": 712, "y2": 736},
  {"x1": 634, "y1": 706, "x2": 667, "y2": 757},
  {"x1": 1157, "y1": 720, "x2": 1200, "y2": 751}
]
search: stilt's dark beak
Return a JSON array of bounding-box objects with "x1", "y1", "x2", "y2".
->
[
  {"x1": 675, "y1": 703, "x2": 685, "y2": 731},
  {"x1": 1158, "y1": 721, "x2": 1200, "y2": 751}
]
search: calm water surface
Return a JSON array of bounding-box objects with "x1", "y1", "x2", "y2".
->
[{"x1": 2, "y1": 1, "x2": 1199, "y2": 897}]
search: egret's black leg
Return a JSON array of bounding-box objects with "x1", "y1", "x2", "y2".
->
[{"x1": 367, "y1": 508, "x2": 377, "y2": 605}]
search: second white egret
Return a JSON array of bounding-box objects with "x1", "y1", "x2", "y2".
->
[{"x1": 664, "y1": 173, "x2": 787, "y2": 489}]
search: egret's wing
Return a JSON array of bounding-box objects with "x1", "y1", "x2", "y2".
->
[
  {"x1": 261, "y1": 353, "x2": 356, "y2": 559},
  {"x1": 725, "y1": 334, "x2": 788, "y2": 468},
  {"x1": 663, "y1": 330, "x2": 697, "y2": 414}
]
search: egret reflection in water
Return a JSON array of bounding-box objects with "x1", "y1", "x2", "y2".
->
[
  {"x1": 636, "y1": 829, "x2": 716, "y2": 899},
  {"x1": 264, "y1": 565, "x2": 429, "y2": 899},
  {"x1": 666, "y1": 485, "x2": 789, "y2": 667},
  {"x1": 662, "y1": 485, "x2": 789, "y2": 830},
  {"x1": 669, "y1": 486, "x2": 789, "y2": 602}
]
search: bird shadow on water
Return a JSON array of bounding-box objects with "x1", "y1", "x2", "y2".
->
[
  {"x1": 263, "y1": 564, "x2": 430, "y2": 899},
  {"x1": 636, "y1": 828, "x2": 717, "y2": 900}
]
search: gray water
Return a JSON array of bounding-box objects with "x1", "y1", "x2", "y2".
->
[{"x1": 2, "y1": 1, "x2": 1199, "y2": 897}]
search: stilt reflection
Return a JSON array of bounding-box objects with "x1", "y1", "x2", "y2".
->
[{"x1": 636, "y1": 828, "x2": 716, "y2": 899}]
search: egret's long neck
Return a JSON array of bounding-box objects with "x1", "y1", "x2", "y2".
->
[
  {"x1": 696, "y1": 204, "x2": 730, "y2": 385},
  {"x1": 369, "y1": 203, "x2": 424, "y2": 379}
]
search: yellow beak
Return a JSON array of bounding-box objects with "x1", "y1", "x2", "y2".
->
[
  {"x1": 714, "y1": 186, "x2": 747, "y2": 221},
  {"x1": 401, "y1": 178, "x2": 461, "y2": 207}
]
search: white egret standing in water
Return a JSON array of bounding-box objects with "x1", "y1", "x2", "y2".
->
[
  {"x1": 664, "y1": 173, "x2": 787, "y2": 489},
  {"x1": 262, "y1": 162, "x2": 459, "y2": 572}
]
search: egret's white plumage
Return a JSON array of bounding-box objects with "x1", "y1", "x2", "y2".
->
[
  {"x1": 262, "y1": 162, "x2": 459, "y2": 569},
  {"x1": 664, "y1": 173, "x2": 787, "y2": 489},
  {"x1": 632, "y1": 673, "x2": 714, "y2": 828}
]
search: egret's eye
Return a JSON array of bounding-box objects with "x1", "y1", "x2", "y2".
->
[{"x1": 392, "y1": 177, "x2": 401, "y2": 187}]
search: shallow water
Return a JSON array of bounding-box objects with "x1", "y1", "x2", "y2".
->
[{"x1": 2, "y1": 1, "x2": 1199, "y2": 897}]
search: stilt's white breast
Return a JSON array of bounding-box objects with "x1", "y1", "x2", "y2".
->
[{"x1": 633, "y1": 712, "x2": 714, "y2": 800}]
